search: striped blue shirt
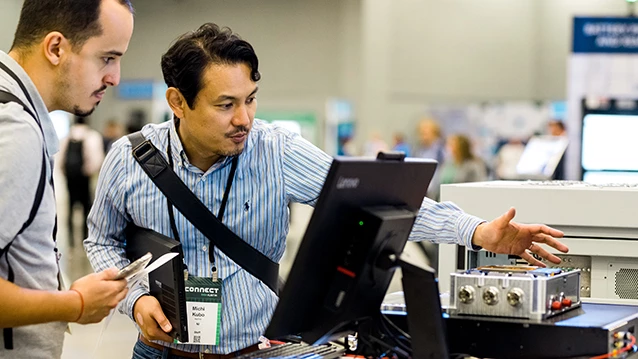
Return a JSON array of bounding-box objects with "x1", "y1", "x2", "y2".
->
[{"x1": 84, "y1": 119, "x2": 483, "y2": 354}]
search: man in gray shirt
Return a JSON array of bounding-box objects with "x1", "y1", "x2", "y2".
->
[{"x1": 0, "y1": 0, "x2": 135, "y2": 357}]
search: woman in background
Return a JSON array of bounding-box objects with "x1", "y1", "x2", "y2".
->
[{"x1": 440, "y1": 134, "x2": 488, "y2": 185}]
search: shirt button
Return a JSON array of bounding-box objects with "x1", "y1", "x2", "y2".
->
[{"x1": 202, "y1": 245, "x2": 207, "y2": 251}]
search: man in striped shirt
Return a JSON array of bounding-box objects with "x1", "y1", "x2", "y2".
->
[{"x1": 84, "y1": 23, "x2": 568, "y2": 358}]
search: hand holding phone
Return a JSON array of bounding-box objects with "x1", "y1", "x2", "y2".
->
[{"x1": 115, "y1": 252, "x2": 152, "y2": 280}]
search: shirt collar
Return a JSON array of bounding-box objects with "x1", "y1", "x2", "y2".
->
[{"x1": 168, "y1": 118, "x2": 187, "y2": 166}]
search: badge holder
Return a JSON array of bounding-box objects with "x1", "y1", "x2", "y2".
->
[{"x1": 182, "y1": 266, "x2": 223, "y2": 346}]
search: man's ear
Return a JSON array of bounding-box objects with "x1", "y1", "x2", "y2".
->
[
  {"x1": 166, "y1": 87, "x2": 188, "y2": 119},
  {"x1": 42, "y1": 32, "x2": 69, "y2": 66}
]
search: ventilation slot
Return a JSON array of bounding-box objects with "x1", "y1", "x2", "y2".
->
[{"x1": 615, "y1": 268, "x2": 638, "y2": 299}]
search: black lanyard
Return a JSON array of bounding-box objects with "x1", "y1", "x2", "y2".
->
[{"x1": 166, "y1": 131, "x2": 239, "y2": 271}]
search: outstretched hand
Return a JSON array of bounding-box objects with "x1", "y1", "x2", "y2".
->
[{"x1": 471, "y1": 207, "x2": 568, "y2": 267}]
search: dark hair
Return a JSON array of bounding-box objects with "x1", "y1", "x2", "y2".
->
[
  {"x1": 450, "y1": 134, "x2": 474, "y2": 162},
  {"x1": 11, "y1": 0, "x2": 134, "y2": 52},
  {"x1": 549, "y1": 120, "x2": 566, "y2": 131},
  {"x1": 161, "y1": 23, "x2": 261, "y2": 109}
]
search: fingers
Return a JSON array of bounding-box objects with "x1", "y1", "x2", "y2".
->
[
  {"x1": 102, "y1": 267, "x2": 128, "y2": 298},
  {"x1": 533, "y1": 233, "x2": 569, "y2": 253},
  {"x1": 529, "y1": 243, "x2": 562, "y2": 264},
  {"x1": 140, "y1": 316, "x2": 174, "y2": 343},
  {"x1": 114, "y1": 278, "x2": 128, "y2": 291},
  {"x1": 519, "y1": 251, "x2": 546, "y2": 267},
  {"x1": 497, "y1": 207, "x2": 516, "y2": 225},
  {"x1": 146, "y1": 310, "x2": 174, "y2": 342},
  {"x1": 533, "y1": 224, "x2": 564, "y2": 238},
  {"x1": 71, "y1": 269, "x2": 130, "y2": 324},
  {"x1": 100, "y1": 267, "x2": 120, "y2": 280},
  {"x1": 115, "y1": 287, "x2": 129, "y2": 303},
  {"x1": 146, "y1": 327, "x2": 174, "y2": 343},
  {"x1": 151, "y1": 307, "x2": 172, "y2": 334},
  {"x1": 522, "y1": 223, "x2": 564, "y2": 240},
  {"x1": 135, "y1": 296, "x2": 174, "y2": 343}
]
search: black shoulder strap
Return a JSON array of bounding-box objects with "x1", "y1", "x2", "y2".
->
[
  {"x1": 0, "y1": 61, "x2": 39, "y2": 122},
  {"x1": 0, "y1": 91, "x2": 46, "y2": 351},
  {"x1": 0, "y1": 92, "x2": 48, "y2": 240},
  {"x1": 0, "y1": 64, "x2": 49, "y2": 351},
  {"x1": 0, "y1": 90, "x2": 39, "y2": 126},
  {"x1": 0, "y1": 64, "x2": 46, "y2": 239},
  {"x1": 127, "y1": 132, "x2": 280, "y2": 294}
]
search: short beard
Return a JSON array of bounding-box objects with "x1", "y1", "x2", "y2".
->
[
  {"x1": 57, "y1": 60, "x2": 102, "y2": 116},
  {"x1": 73, "y1": 104, "x2": 97, "y2": 117},
  {"x1": 220, "y1": 147, "x2": 245, "y2": 158}
]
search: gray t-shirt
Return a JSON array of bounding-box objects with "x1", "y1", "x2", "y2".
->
[{"x1": 0, "y1": 51, "x2": 66, "y2": 358}]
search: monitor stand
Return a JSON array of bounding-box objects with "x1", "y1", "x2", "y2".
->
[
  {"x1": 371, "y1": 254, "x2": 450, "y2": 359},
  {"x1": 399, "y1": 258, "x2": 450, "y2": 359}
]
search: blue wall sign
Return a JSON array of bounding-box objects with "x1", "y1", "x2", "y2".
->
[
  {"x1": 573, "y1": 17, "x2": 638, "y2": 54},
  {"x1": 116, "y1": 80, "x2": 155, "y2": 100}
]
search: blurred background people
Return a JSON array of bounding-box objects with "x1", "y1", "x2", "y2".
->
[
  {"x1": 391, "y1": 132, "x2": 411, "y2": 156},
  {"x1": 102, "y1": 118, "x2": 124, "y2": 154},
  {"x1": 125, "y1": 108, "x2": 147, "y2": 134},
  {"x1": 548, "y1": 119, "x2": 566, "y2": 137},
  {"x1": 414, "y1": 118, "x2": 445, "y2": 199},
  {"x1": 440, "y1": 134, "x2": 488, "y2": 185},
  {"x1": 414, "y1": 118, "x2": 444, "y2": 162},
  {"x1": 59, "y1": 116, "x2": 105, "y2": 247},
  {"x1": 363, "y1": 131, "x2": 389, "y2": 156}
]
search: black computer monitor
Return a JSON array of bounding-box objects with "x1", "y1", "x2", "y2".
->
[
  {"x1": 126, "y1": 225, "x2": 189, "y2": 342},
  {"x1": 265, "y1": 154, "x2": 437, "y2": 345}
]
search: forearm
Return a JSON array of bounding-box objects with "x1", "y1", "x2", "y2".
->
[
  {"x1": 409, "y1": 196, "x2": 485, "y2": 249},
  {"x1": 123, "y1": 285, "x2": 149, "y2": 321},
  {"x1": 0, "y1": 278, "x2": 80, "y2": 328},
  {"x1": 84, "y1": 143, "x2": 130, "y2": 274},
  {"x1": 85, "y1": 235, "x2": 140, "y2": 320},
  {"x1": 84, "y1": 237, "x2": 129, "y2": 273}
]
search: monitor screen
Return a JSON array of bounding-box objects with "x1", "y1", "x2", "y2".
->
[
  {"x1": 582, "y1": 171, "x2": 638, "y2": 184},
  {"x1": 516, "y1": 136, "x2": 568, "y2": 178},
  {"x1": 582, "y1": 114, "x2": 638, "y2": 172},
  {"x1": 265, "y1": 156, "x2": 437, "y2": 345}
]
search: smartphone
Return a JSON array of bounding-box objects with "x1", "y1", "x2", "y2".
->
[{"x1": 115, "y1": 252, "x2": 152, "y2": 280}]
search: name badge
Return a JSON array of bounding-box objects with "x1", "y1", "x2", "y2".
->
[{"x1": 183, "y1": 276, "x2": 222, "y2": 346}]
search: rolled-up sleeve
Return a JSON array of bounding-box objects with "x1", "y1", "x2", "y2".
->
[
  {"x1": 409, "y1": 196, "x2": 485, "y2": 251},
  {"x1": 84, "y1": 139, "x2": 147, "y2": 320},
  {"x1": 282, "y1": 133, "x2": 332, "y2": 206}
]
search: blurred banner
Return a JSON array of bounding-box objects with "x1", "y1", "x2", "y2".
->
[
  {"x1": 256, "y1": 111, "x2": 318, "y2": 145},
  {"x1": 573, "y1": 17, "x2": 638, "y2": 54},
  {"x1": 567, "y1": 17, "x2": 638, "y2": 181}
]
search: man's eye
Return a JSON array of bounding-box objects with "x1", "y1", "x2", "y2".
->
[{"x1": 103, "y1": 57, "x2": 115, "y2": 64}]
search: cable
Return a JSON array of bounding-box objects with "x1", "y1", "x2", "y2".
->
[
  {"x1": 377, "y1": 316, "x2": 412, "y2": 355},
  {"x1": 358, "y1": 331, "x2": 410, "y2": 359},
  {"x1": 381, "y1": 314, "x2": 411, "y2": 340},
  {"x1": 590, "y1": 332, "x2": 636, "y2": 359}
]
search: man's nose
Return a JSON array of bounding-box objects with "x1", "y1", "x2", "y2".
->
[{"x1": 104, "y1": 65, "x2": 121, "y2": 87}]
